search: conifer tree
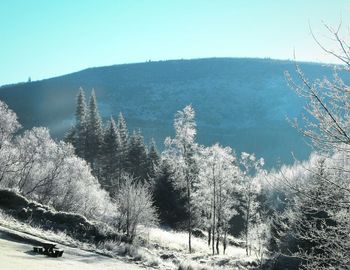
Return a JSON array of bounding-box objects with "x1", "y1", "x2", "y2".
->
[
  {"x1": 153, "y1": 159, "x2": 188, "y2": 227},
  {"x1": 65, "y1": 88, "x2": 87, "y2": 159},
  {"x1": 147, "y1": 138, "x2": 160, "y2": 180},
  {"x1": 86, "y1": 89, "x2": 103, "y2": 176},
  {"x1": 64, "y1": 126, "x2": 76, "y2": 149},
  {"x1": 116, "y1": 112, "x2": 129, "y2": 175},
  {"x1": 75, "y1": 88, "x2": 88, "y2": 158},
  {"x1": 128, "y1": 130, "x2": 148, "y2": 182},
  {"x1": 100, "y1": 116, "x2": 119, "y2": 191},
  {"x1": 117, "y1": 112, "x2": 128, "y2": 149},
  {"x1": 76, "y1": 88, "x2": 87, "y2": 129}
]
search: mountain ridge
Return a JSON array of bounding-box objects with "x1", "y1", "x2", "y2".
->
[
  {"x1": 0, "y1": 57, "x2": 337, "y2": 167},
  {"x1": 1, "y1": 57, "x2": 331, "y2": 88}
]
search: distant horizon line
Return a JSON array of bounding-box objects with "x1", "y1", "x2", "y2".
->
[{"x1": 1, "y1": 56, "x2": 338, "y2": 88}]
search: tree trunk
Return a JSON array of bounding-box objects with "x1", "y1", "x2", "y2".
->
[
  {"x1": 212, "y1": 167, "x2": 216, "y2": 255},
  {"x1": 212, "y1": 221, "x2": 215, "y2": 255},
  {"x1": 187, "y1": 177, "x2": 192, "y2": 254},
  {"x1": 126, "y1": 191, "x2": 130, "y2": 237},
  {"x1": 216, "y1": 210, "x2": 220, "y2": 254},
  {"x1": 223, "y1": 229, "x2": 227, "y2": 255},
  {"x1": 245, "y1": 197, "x2": 250, "y2": 256},
  {"x1": 216, "y1": 230, "x2": 220, "y2": 254},
  {"x1": 208, "y1": 226, "x2": 211, "y2": 246},
  {"x1": 216, "y1": 180, "x2": 222, "y2": 255}
]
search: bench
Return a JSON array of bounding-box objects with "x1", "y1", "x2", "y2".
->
[{"x1": 33, "y1": 242, "x2": 64, "y2": 257}]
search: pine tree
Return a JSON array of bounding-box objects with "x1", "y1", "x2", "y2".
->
[
  {"x1": 100, "y1": 117, "x2": 119, "y2": 191},
  {"x1": 76, "y1": 88, "x2": 87, "y2": 129},
  {"x1": 64, "y1": 126, "x2": 77, "y2": 149},
  {"x1": 65, "y1": 88, "x2": 88, "y2": 159},
  {"x1": 116, "y1": 112, "x2": 129, "y2": 175},
  {"x1": 75, "y1": 88, "x2": 88, "y2": 158},
  {"x1": 153, "y1": 160, "x2": 188, "y2": 227},
  {"x1": 86, "y1": 89, "x2": 103, "y2": 176},
  {"x1": 117, "y1": 112, "x2": 128, "y2": 149},
  {"x1": 128, "y1": 130, "x2": 148, "y2": 182},
  {"x1": 147, "y1": 138, "x2": 160, "y2": 180}
]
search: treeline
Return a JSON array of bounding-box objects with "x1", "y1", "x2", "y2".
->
[
  {"x1": 0, "y1": 98, "x2": 156, "y2": 242},
  {"x1": 65, "y1": 90, "x2": 269, "y2": 256},
  {"x1": 5, "y1": 50, "x2": 350, "y2": 269},
  {"x1": 0, "y1": 102, "x2": 114, "y2": 221},
  {"x1": 65, "y1": 88, "x2": 159, "y2": 194},
  {"x1": 159, "y1": 105, "x2": 267, "y2": 255},
  {"x1": 2, "y1": 23, "x2": 350, "y2": 269}
]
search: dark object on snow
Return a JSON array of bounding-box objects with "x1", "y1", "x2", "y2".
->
[
  {"x1": 160, "y1": 253, "x2": 177, "y2": 260},
  {"x1": 192, "y1": 229, "x2": 205, "y2": 239},
  {"x1": 33, "y1": 242, "x2": 64, "y2": 257}
]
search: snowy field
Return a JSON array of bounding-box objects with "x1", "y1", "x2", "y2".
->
[
  {"x1": 142, "y1": 227, "x2": 246, "y2": 257},
  {"x1": 139, "y1": 227, "x2": 255, "y2": 269}
]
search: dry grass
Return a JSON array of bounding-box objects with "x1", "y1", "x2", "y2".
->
[{"x1": 98, "y1": 240, "x2": 162, "y2": 267}]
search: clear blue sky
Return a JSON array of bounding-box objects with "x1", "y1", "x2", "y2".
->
[{"x1": 0, "y1": 0, "x2": 349, "y2": 85}]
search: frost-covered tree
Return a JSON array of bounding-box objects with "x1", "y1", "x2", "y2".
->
[
  {"x1": 12, "y1": 127, "x2": 69, "y2": 198},
  {"x1": 0, "y1": 99, "x2": 116, "y2": 222},
  {"x1": 163, "y1": 105, "x2": 198, "y2": 253},
  {"x1": 271, "y1": 152, "x2": 350, "y2": 269},
  {"x1": 0, "y1": 100, "x2": 21, "y2": 184},
  {"x1": 286, "y1": 24, "x2": 350, "y2": 154},
  {"x1": 239, "y1": 152, "x2": 265, "y2": 256},
  {"x1": 51, "y1": 154, "x2": 116, "y2": 221},
  {"x1": 283, "y1": 23, "x2": 350, "y2": 269},
  {"x1": 114, "y1": 173, "x2": 157, "y2": 241},
  {"x1": 196, "y1": 144, "x2": 239, "y2": 255},
  {"x1": 0, "y1": 100, "x2": 21, "y2": 148}
]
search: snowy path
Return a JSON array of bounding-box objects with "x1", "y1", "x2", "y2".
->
[{"x1": 0, "y1": 228, "x2": 144, "y2": 270}]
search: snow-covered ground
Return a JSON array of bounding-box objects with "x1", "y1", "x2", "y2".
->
[
  {"x1": 139, "y1": 227, "x2": 257, "y2": 269},
  {"x1": 0, "y1": 210, "x2": 257, "y2": 270},
  {"x1": 0, "y1": 228, "x2": 143, "y2": 270}
]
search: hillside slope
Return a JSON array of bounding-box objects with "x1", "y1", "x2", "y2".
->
[{"x1": 0, "y1": 58, "x2": 337, "y2": 166}]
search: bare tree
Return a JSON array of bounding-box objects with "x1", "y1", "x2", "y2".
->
[
  {"x1": 164, "y1": 105, "x2": 198, "y2": 253},
  {"x1": 0, "y1": 100, "x2": 21, "y2": 149},
  {"x1": 239, "y1": 152, "x2": 264, "y2": 256},
  {"x1": 114, "y1": 173, "x2": 157, "y2": 242},
  {"x1": 197, "y1": 143, "x2": 238, "y2": 255},
  {"x1": 282, "y1": 25, "x2": 350, "y2": 267},
  {"x1": 286, "y1": 23, "x2": 350, "y2": 154}
]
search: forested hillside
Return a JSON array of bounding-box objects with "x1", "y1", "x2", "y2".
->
[{"x1": 0, "y1": 58, "x2": 337, "y2": 167}]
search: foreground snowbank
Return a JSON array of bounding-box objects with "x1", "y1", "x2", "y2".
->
[{"x1": 0, "y1": 226, "x2": 142, "y2": 270}]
